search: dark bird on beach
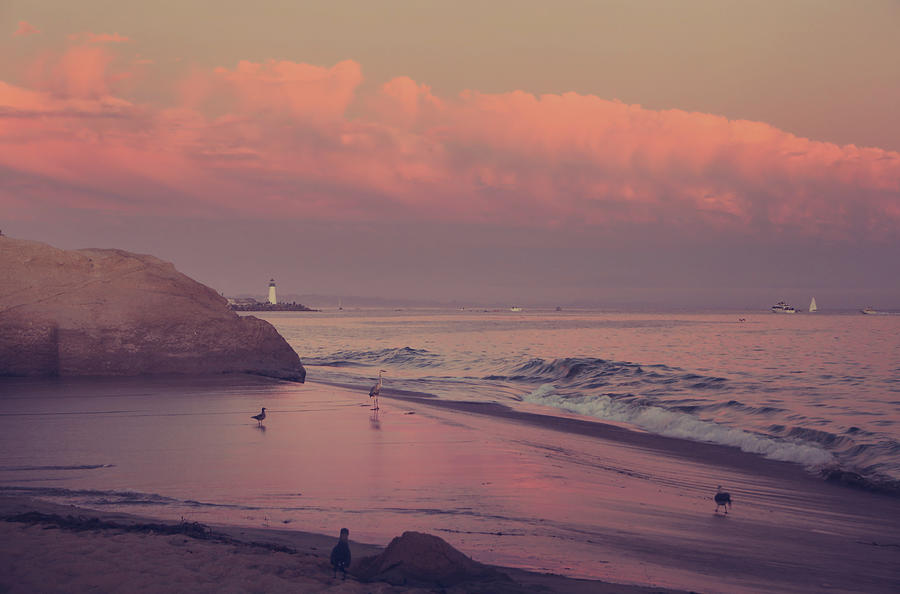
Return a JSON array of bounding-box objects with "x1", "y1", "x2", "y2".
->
[
  {"x1": 251, "y1": 407, "x2": 266, "y2": 426},
  {"x1": 369, "y1": 369, "x2": 386, "y2": 411},
  {"x1": 714, "y1": 485, "x2": 732, "y2": 513}
]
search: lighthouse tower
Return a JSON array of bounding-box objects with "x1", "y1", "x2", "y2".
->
[{"x1": 267, "y1": 279, "x2": 277, "y2": 305}]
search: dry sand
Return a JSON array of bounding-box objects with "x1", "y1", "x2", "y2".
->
[{"x1": 0, "y1": 496, "x2": 680, "y2": 594}]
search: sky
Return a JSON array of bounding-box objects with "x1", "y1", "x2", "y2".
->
[{"x1": 2, "y1": 1, "x2": 899, "y2": 308}]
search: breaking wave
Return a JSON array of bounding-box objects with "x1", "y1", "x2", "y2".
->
[
  {"x1": 499, "y1": 357, "x2": 900, "y2": 491},
  {"x1": 304, "y1": 349, "x2": 899, "y2": 490},
  {"x1": 489, "y1": 356, "x2": 729, "y2": 393},
  {"x1": 521, "y1": 383, "x2": 833, "y2": 466},
  {"x1": 305, "y1": 346, "x2": 443, "y2": 369}
]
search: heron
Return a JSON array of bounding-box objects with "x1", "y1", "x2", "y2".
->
[
  {"x1": 714, "y1": 485, "x2": 732, "y2": 513},
  {"x1": 251, "y1": 407, "x2": 267, "y2": 426},
  {"x1": 369, "y1": 370, "x2": 386, "y2": 411}
]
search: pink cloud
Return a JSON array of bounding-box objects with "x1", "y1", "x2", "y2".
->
[
  {"x1": 368, "y1": 76, "x2": 443, "y2": 128},
  {"x1": 0, "y1": 43, "x2": 898, "y2": 240},
  {"x1": 24, "y1": 44, "x2": 120, "y2": 99},
  {"x1": 13, "y1": 21, "x2": 40, "y2": 36}
]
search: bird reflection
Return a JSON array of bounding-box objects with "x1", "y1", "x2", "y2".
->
[
  {"x1": 255, "y1": 424, "x2": 267, "y2": 433},
  {"x1": 369, "y1": 409, "x2": 381, "y2": 430}
]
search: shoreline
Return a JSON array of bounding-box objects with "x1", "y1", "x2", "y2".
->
[
  {"x1": 313, "y1": 378, "x2": 898, "y2": 496},
  {"x1": 0, "y1": 495, "x2": 681, "y2": 593}
]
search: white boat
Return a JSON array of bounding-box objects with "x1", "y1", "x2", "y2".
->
[
  {"x1": 860, "y1": 307, "x2": 888, "y2": 315},
  {"x1": 809, "y1": 297, "x2": 817, "y2": 313},
  {"x1": 509, "y1": 306, "x2": 523, "y2": 312},
  {"x1": 771, "y1": 301, "x2": 796, "y2": 314}
]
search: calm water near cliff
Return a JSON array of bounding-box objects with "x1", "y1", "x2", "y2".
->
[{"x1": 2, "y1": 309, "x2": 899, "y2": 592}]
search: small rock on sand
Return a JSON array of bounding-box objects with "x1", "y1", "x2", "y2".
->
[{"x1": 353, "y1": 531, "x2": 510, "y2": 588}]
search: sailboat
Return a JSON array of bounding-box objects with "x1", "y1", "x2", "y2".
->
[{"x1": 809, "y1": 297, "x2": 818, "y2": 313}]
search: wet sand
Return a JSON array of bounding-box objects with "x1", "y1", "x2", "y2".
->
[
  {"x1": 1, "y1": 376, "x2": 899, "y2": 593},
  {"x1": 385, "y1": 388, "x2": 900, "y2": 593}
]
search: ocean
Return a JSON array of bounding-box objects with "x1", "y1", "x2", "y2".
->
[{"x1": 282, "y1": 308, "x2": 900, "y2": 488}]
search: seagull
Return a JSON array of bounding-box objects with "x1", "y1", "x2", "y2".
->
[
  {"x1": 714, "y1": 485, "x2": 732, "y2": 514},
  {"x1": 369, "y1": 370, "x2": 386, "y2": 411},
  {"x1": 251, "y1": 407, "x2": 267, "y2": 426}
]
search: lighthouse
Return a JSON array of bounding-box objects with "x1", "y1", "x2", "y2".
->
[{"x1": 267, "y1": 278, "x2": 277, "y2": 305}]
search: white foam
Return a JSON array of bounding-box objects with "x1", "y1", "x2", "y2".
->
[{"x1": 523, "y1": 384, "x2": 834, "y2": 467}]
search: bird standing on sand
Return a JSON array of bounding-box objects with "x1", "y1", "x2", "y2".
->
[
  {"x1": 369, "y1": 370, "x2": 386, "y2": 411},
  {"x1": 714, "y1": 485, "x2": 732, "y2": 513},
  {"x1": 251, "y1": 407, "x2": 267, "y2": 426}
]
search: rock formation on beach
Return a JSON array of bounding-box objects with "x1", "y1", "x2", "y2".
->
[
  {"x1": 353, "y1": 531, "x2": 510, "y2": 588},
  {"x1": 0, "y1": 236, "x2": 305, "y2": 381}
]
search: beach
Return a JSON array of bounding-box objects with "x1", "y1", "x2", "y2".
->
[
  {"x1": 0, "y1": 496, "x2": 679, "y2": 594},
  {"x1": 1, "y1": 373, "x2": 898, "y2": 593}
]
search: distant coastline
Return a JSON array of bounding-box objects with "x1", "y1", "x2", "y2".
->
[{"x1": 229, "y1": 301, "x2": 318, "y2": 312}]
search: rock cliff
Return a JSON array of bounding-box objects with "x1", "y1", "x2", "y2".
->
[{"x1": 0, "y1": 236, "x2": 305, "y2": 381}]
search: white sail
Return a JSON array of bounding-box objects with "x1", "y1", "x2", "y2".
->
[{"x1": 809, "y1": 297, "x2": 817, "y2": 313}]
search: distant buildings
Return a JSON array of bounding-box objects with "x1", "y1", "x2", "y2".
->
[{"x1": 226, "y1": 297, "x2": 258, "y2": 307}]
